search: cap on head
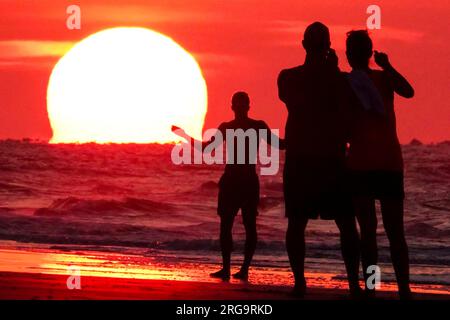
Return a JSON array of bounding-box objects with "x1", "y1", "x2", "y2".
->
[
  {"x1": 302, "y1": 22, "x2": 331, "y2": 54},
  {"x1": 346, "y1": 30, "x2": 373, "y2": 67},
  {"x1": 231, "y1": 91, "x2": 250, "y2": 112}
]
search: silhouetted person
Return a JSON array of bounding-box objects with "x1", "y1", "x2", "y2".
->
[
  {"x1": 173, "y1": 92, "x2": 285, "y2": 281},
  {"x1": 277, "y1": 22, "x2": 361, "y2": 297},
  {"x1": 345, "y1": 30, "x2": 414, "y2": 299}
]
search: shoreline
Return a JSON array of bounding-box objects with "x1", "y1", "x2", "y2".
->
[
  {"x1": 0, "y1": 246, "x2": 448, "y2": 300},
  {"x1": 0, "y1": 271, "x2": 449, "y2": 300}
]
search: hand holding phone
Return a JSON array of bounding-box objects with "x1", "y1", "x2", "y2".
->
[{"x1": 374, "y1": 50, "x2": 391, "y2": 69}]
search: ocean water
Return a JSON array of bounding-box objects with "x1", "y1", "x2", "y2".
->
[{"x1": 0, "y1": 140, "x2": 449, "y2": 289}]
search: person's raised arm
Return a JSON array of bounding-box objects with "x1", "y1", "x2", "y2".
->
[
  {"x1": 171, "y1": 125, "x2": 224, "y2": 153},
  {"x1": 374, "y1": 51, "x2": 414, "y2": 98}
]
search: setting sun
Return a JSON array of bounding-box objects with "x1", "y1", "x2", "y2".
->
[{"x1": 47, "y1": 27, "x2": 207, "y2": 143}]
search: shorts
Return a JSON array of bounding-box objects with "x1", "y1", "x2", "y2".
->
[
  {"x1": 283, "y1": 157, "x2": 354, "y2": 220},
  {"x1": 348, "y1": 170, "x2": 405, "y2": 199},
  {"x1": 217, "y1": 172, "x2": 259, "y2": 217}
]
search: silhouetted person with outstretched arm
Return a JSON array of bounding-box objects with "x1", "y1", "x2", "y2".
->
[
  {"x1": 277, "y1": 22, "x2": 361, "y2": 297},
  {"x1": 345, "y1": 30, "x2": 414, "y2": 299},
  {"x1": 173, "y1": 92, "x2": 285, "y2": 281}
]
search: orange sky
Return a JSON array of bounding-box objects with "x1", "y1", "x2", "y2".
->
[{"x1": 0, "y1": 0, "x2": 448, "y2": 143}]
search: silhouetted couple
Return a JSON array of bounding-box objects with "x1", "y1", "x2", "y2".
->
[
  {"x1": 173, "y1": 21, "x2": 414, "y2": 299},
  {"x1": 278, "y1": 22, "x2": 414, "y2": 299}
]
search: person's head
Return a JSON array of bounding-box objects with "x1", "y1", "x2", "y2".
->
[
  {"x1": 231, "y1": 91, "x2": 250, "y2": 116},
  {"x1": 302, "y1": 22, "x2": 331, "y2": 57},
  {"x1": 346, "y1": 30, "x2": 373, "y2": 69}
]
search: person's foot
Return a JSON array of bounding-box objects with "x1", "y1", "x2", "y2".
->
[
  {"x1": 210, "y1": 269, "x2": 230, "y2": 281},
  {"x1": 290, "y1": 281, "x2": 307, "y2": 298},
  {"x1": 233, "y1": 269, "x2": 249, "y2": 281},
  {"x1": 364, "y1": 288, "x2": 376, "y2": 300},
  {"x1": 349, "y1": 286, "x2": 364, "y2": 300},
  {"x1": 399, "y1": 289, "x2": 413, "y2": 300}
]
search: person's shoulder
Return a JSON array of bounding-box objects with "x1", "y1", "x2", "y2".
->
[
  {"x1": 371, "y1": 69, "x2": 393, "y2": 88},
  {"x1": 371, "y1": 69, "x2": 384, "y2": 74},
  {"x1": 248, "y1": 118, "x2": 269, "y2": 129},
  {"x1": 218, "y1": 121, "x2": 232, "y2": 130},
  {"x1": 369, "y1": 68, "x2": 388, "y2": 80},
  {"x1": 278, "y1": 65, "x2": 304, "y2": 79},
  {"x1": 279, "y1": 65, "x2": 303, "y2": 75},
  {"x1": 369, "y1": 68, "x2": 384, "y2": 76}
]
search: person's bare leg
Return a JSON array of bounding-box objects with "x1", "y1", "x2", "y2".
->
[
  {"x1": 380, "y1": 198, "x2": 411, "y2": 299},
  {"x1": 335, "y1": 216, "x2": 362, "y2": 296},
  {"x1": 210, "y1": 214, "x2": 235, "y2": 280},
  {"x1": 353, "y1": 196, "x2": 378, "y2": 294},
  {"x1": 233, "y1": 210, "x2": 257, "y2": 280},
  {"x1": 286, "y1": 216, "x2": 308, "y2": 296}
]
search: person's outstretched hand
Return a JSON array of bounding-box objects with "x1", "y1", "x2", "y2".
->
[
  {"x1": 171, "y1": 125, "x2": 187, "y2": 137},
  {"x1": 374, "y1": 51, "x2": 391, "y2": 69},
  {"x1": 172, "y1": 126, "x2": 184, "y2": 133}
]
